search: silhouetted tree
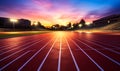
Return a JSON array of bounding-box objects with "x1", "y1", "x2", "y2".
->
[
  {"x1": 66, "y1": 22, "x2": 72, "y2": 30},
  {"x1": 51, "y1": 24, "x2": 60, "y2": 30},
  {"x1": 37, "y1": 22, "x2": 42, "y2": 27},
  {"x1": 67, "y1": 22, "x2": 71, "y2": 28},
  {"x1": 60, "y1": 25, "x2": 67, "y2": 30},
  {"x1": 37, "y1": 22, "x2": 44, "y2": 28},
  {"x1": 73, "y1": 23, "x2": 79, "y2": 29},
  {"x1": 31, "y1": 24, "x2": 36, "y2": 29},
  {"x1": 79, "y1": 19, "x2": 86, "y2": 28}
]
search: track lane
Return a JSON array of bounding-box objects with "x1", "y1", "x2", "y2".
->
[
  {"x1": 74, "y1": 38, "x2": 120, "y2": 71},
  {"x1": 65, "y1": 38, "x2": 80, "y2": 71},
  {"x1": 37, "y1": 37, "x2": 58, "y2": 71},
  {"x1": 0, "y1": 38, "x2": 52, "y2": 70},
  {"x1": 66, "y1": 37, "x2": 102, "y2": 71},
  {"x1": 79, "y1": 39, "x2": 120, "y2": 62},
  {"x1": 0, "y1": 34, "x2": 55, "y2": 71},
  {"x1": 0, "y1": 32, "x2": 120, "y2": 71}
]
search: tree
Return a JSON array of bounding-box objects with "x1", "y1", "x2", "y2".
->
[
  {"x1": 51, "y1": 24, "x2": 60, "y2": 30},
  {"x1": 79, "y1": 19, "x2": 86, "y2": 28},
  {"x1": 67, "y1": 22, "x2": 72, "y2": 28},
  {"x1": 37, "y1": 22, "x2": 42, "y2": 27}
]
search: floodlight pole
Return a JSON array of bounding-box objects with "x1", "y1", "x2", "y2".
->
[
  {"x1": 10, "y1": 19, "x2": 18, "y2": 31},
  {"x1": 12, "y1": 22, "x2": 15, "y2": 31}
]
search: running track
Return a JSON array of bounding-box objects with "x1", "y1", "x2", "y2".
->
[{"x1": 0, "y1": 31, "x2": 120, "y2": 71}]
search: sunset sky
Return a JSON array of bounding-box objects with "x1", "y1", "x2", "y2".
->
[{"x1": 0, "y1": 0, "x2": 120, "y2": 26}]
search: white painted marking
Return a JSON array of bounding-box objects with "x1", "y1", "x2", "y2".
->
[
  {"x1": 0, "y1": 40, "x2": 37, "y2": 55},
  {"x1": 18, "y1": 38, "x2": 54, "y2": 71},
  {"x1": 0, "y1": 39, "x2": 36, "y2": 52},
  {"x1": 58, "y1": 37, "x2": 62, "y2": 71},
  {"x1": 71, "y1": 39, "x2": 104, "y2": 71},
  {"x1": 0, "y1": 39, "x2": 45, "y2": 62},
  {"x1": 0, "y1": 51, "x2": 30, "y2": 71},
  {"x1": 65, "y1": 38, "x2": 80, "y2": 71},
  {"x1": 76, "y1": 39, "x2": 120, "y2": 66},
  {"x1": 37, "y1": 38, "x2": 58, "y2": 71},
  {"x1": 89, "y1": 39, "x2": 120, "y2": 50},
  {"x1": 82, "y1": 39, "x2": 120, "y2": 54}
]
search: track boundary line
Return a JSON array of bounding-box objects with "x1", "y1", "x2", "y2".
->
[
  {"x1": 57, "y1": 36, "x2": 62, "y2": 71},
  {"x1": 81, "y1": 39, "x2": 120, "y2": 54},
  {"x1": 0, "y1": 38, "x2": 36, "y2": 49},
  {"x1": 86, "y1": 39, "x2": 120, "y2": 50},
  {"x1": 71, "y1": 39, "x2": 104, "y2": 71},
  {"x1": 37, "y1": 37, "x2": 58, "y2": 71},
  {"x1": 85, "y1": 37, "x2": 120, "y2": 47},
  {"x1": 0, "y1": 38, "x2": 41, "y2": 52},
  {"x1": 17, "y1": 37, "x2": 55, "y2": 71},
  {"x1": 76, "y1": 39, "x2": 120, "y2": 66},
  {"x1": 65, "y1": 38, "x2": 80, "y2": 71},
  {"x1": 0, "y1": 51, "x2": 31, "y2": 71},
  {"x1": 0, "y1": 39, "x2": 40, "y2": 55},
  {"x1": 0, "y1": 38, "x2": 47, "y2": 62}
]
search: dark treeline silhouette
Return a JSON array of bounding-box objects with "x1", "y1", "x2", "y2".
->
[
  {"x1": 49, "y1": 14, "x2": 120, "y2": 30},
  {"x1": 31, "y1": 22, "x2": 46, "y2": 30},
  {"x1": 49, "y1": 19, "x2": 87, "y2": 30},
  {"x1": 0, "y1": 14, "x2": 120, "y2": 31}
]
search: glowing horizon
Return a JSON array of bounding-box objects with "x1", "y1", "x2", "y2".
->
[{"x1": 0, "y1": 0, "x2": 120, "y2": 26}]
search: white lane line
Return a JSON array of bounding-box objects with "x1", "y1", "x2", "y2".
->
[
  {"x1": 0, "y1": 39, "x2": 31, "y2": 47},
  {"x1": 0, "y1": 51, "x2": 31, "y2": 71},
  {"x1": 37, "y1": 37, "x2": 58, "y2": 71},
  {"x1": 0, "y1": 35, "x2": 49, "y2": 49},
  {"x1": 100, "y1": 40, "x2": 119, "y2": 45},
  {"x1": 0, "y1": 48, "x2": 10, "y2": 52},
  {"x1": 0, "y1": 43, "x2": 18, "y2": 48},
  {"x1": 0, "y1": 37, "x2": 38, "y2": 49},
  {"x1": 89, "y1": 39, "x2": 120, "y2": 50},
  {"x1": 87, "y1": 37, "x2": 120, "y2": 47},
  {"x1": 76, "y1": 39, "x2": 120, "y2": 66},
  {"x1": 71, "y1": 39, "x2": 104, "y2": 71},
  {"x1": 57, "y1": 36, "x2": 62, "y2": 71},
  {"x1": 81, "y1": 39, "x2": 120, "y2": 54},
  {"x1": 0, "y1": 40, "x2": 39, "y2": 55},
  {"x1": 17, "y1": 37, "x2": 54, "y2": 71},
  {"x1": 0, "y1": 38, "x2": 37, "y2": 52},
  {"x1": 78, "y1": 33, "x2": 120, "y2": 49},
  {"x1": 0, "y1": 38, "x2": 46, "y2": 62},
  {"x1": 65, "y1": 38, "x2": 80, "y2": 71}
]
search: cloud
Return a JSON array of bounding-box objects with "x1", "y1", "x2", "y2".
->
[
  {"x1": 32, "y1": 0, "x2": 53, "y2": 9},
  {"x1": 84, "y1": 1, "x2": 120, "y2": 22},
  {"x1": 1, "y1": 0, "x2": 120, "y2": 26}
]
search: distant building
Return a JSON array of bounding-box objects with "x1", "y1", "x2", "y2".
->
[
  {"x1": 16, "y1": 19, "x2": 31, "y2": 29},
  {"x1": 93, "y1": 14, "x2": 120, "y2": 27},
  {"x1": 0, "y1": 17, "x2": 31, "y2": 30},
  {"x1": 0, "y1": 17, "x2": 11, "y2": 28}
]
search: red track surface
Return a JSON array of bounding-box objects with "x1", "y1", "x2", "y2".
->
[{"x1": 0, "y1": 31, "x2": 120, "y2": 71}]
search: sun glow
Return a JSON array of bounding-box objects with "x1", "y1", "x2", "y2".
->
[
  {"x1": 56, "y1": 31, "x2": 66, "y2": 37},
  {"x1": 86, "y1": 22, "x2": 91, "y2": 26}
]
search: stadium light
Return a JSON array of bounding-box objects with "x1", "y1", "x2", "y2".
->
[
  {"x1": 79, "y1": 24, "x2": 82, "y2": 28},
  {"x1": 10, "y1": 18, "x2": 18, "y2": 31},
  {"x1": 71, "y1": 25, "x2": 74, "y2": 28},
  {"x1": 86, "y1": 22, "x2": 91, "y2": 26}
]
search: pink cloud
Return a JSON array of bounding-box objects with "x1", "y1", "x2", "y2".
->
[
  {"x1": 32, "y1": 0, "x2": 53, "y2": 9},
  {"x1": 0, "y1": 0, "x2": 94, "y2": 26}
]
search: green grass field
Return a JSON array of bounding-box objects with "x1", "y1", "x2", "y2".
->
[{"x1": 0, "y1": 31, "x2": 50, "y2": 39}]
